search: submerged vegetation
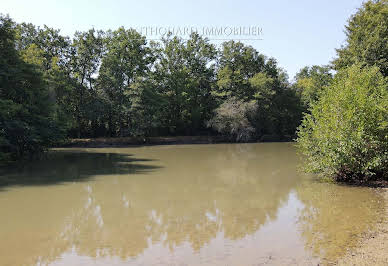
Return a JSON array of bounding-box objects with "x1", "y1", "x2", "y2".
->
[{"x1": 0, "y1": 0, "x2": 387, "y2": 183}]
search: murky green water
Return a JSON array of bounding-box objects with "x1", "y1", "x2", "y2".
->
[{"x1": 0, "y1": 143, "x2": 384, "y2": 265}]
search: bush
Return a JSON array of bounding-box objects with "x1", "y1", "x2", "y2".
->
[
  {"x1": 207, "y1": 97, "x2": 258, "y2": 142},
  {"x1": 297, "y1": 64, "x2": 388, "y2": 182}
]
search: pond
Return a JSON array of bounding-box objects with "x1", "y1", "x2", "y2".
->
[{"x1": 0, "y1": 143, "x2": 384, "y2": 265}]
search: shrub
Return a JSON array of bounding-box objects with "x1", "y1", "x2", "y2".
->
[
  {"x1": 207, "y1": 97, "x2": 258, "y2": 142},
  {"x1": 297, "y1": 64, "x2": 388, "y2": 182}
]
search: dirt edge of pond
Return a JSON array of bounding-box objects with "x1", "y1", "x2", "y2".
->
[
  {"x1": 58, "y1": 135, "x2": 293, "y2": 147},
  {"x1": 336, "y1": 188, "x2": 388, "y2": 266},
  {"x1": 60, "y1": 136, "x2": 228, "y2": 147}
]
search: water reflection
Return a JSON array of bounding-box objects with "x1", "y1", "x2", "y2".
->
[
  {"x1": 0, "y1": 151, "x2": 160, "y2": 188},
  {"x1": 0, "y1": 144, "x2": 384, "y2": 265}
]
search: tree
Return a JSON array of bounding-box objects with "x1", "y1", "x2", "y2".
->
[
  {"x1": 333, "y1": 0, "x2": 388, "y2": 76},
  {"x1": 215, "y1": 41, "x2": 267, "y2": 100},
  {"x1": 70, "y1": 29, "x2": 104, "y2": 137},
  {"x1": 0, "y1": 15, "x2": 64, "y2": 161},
  {"x1": 15, "y1": 22, "x2": 74, "y2": 137},
  {"x1": 97, "y1": 27, "x2": 151, "y2": 137},
  {"x1": 125, "y1": 78, "x2": 165, "y2": 136},
  {"x1": 207, "y1": 97, "x2": 258, "y2": 142},
  {"x1": 215, "y1": 41, "x2": 304, "y2": 139},
  {"x1": 294, "y1": 65, "x2": 333, "y2": 107},
  {"x1": 152, "y1": 33, "x2": 217, "y2": 135},
  {"x1": 15, "y1": 23, "x2": 71, "y2": 72},
  {"x1": 297, "y1": 64, "x2": 388, "y2": 182}
]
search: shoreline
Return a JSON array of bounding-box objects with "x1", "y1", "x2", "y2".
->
[
  {"x1": 336, "y1": 188, "x2": 388, "y2": 265},
  {"x1": 58, "y1": 135, "x2": 293, "y2": 148},
  {"x1": 59, "y1": 136, "x2": 230, "y2": 148}
]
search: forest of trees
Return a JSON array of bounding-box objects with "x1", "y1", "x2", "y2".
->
[
  {"x1": 1, "y1": 0, "x2": 387, "y2": 182},
  {"x1": 0, "y1": 14, "x2": 305, "y2": 161}
]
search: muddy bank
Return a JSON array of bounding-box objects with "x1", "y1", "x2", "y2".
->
[
  {"x1": 336, "y1": 188, "x2": 388, "y2": 266},
  {"x1": 59, "y1": 135, "x2": 293, "y2": 147},
  {"x1": 60, "y1": 136, "x2": 230, "y2": 147}
]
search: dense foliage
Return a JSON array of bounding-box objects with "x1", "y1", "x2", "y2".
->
[
  {"x1": 333, "y1": 0, "x2": 388, "y2": 77},
  {"x1": 215, "y1": 41, "x2": 303, "y2": 139},
  {"x1": 0, "y1": 16, "x2": 64, "y2": 161},
  {"x1": 297, "y1": 65, "x2": 387, "y2": 181},
  {"x1": 297, "y1": 0, "x2": 388, "y2": 182},
  {"x1": 0, "y1": 15, "x2": 305, "y2": 160},
  {"x1": 293, "y1": 65, "x2": 333, "y2": 107}
]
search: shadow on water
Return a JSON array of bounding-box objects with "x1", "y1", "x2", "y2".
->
[
  {"x1": 0, "y1": 150, "x2": 161, "y2": 189},
  {"x1": 0, "y1": 144, "x2": 383, "y2": 265}
]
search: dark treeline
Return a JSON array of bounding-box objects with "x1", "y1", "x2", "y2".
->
[
  {"x1": 0, "y1": 15, "x2": 306, "y2": 160},
  {"x1": 1, "y1": 0, "x2": 387, "y2": 183}
]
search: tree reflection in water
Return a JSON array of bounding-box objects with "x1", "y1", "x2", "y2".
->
[
  {"x1": 0, "y1": 144, "x2": 384, "y2": 266},
  {"x1": 53, "y1": 144, "x2": 299, "y2": 262}
]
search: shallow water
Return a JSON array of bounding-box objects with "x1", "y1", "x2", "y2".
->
[{"x1": 0, "y1": 143, "x2": 384, "y2": 265}]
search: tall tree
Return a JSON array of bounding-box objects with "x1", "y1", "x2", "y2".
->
[
  {"x1": 152, "y1": 33, "x2": 217, "y2": 135},
  {"x1": 15, "y1": 23, "x2": 74, "y2": 136},
  {"x1": 215, "y1": 41, "x2": 266, "y2": 100},
  {"x1": 333, "y1": 0, "x2": 388, "y2": 76},
  {"x1": 70, "y1": 29, "x2": 104, "y2": 137},
  {"x1": 97, "y1": 27, "x2": 151, "y2": 136},
  {"x1": 214, "y1": 41, "x2": 303, "y2": 138},
  {"x1": 294, "y1": 65, "x2": 333, "y2": 107},
  {"x1": 0, "y1": 15, "x2": 63, "y2": 160}
]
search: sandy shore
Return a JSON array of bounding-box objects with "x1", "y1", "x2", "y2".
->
[{"x1": 336, "y1": 188, "x2": 388, "y2": 265}]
